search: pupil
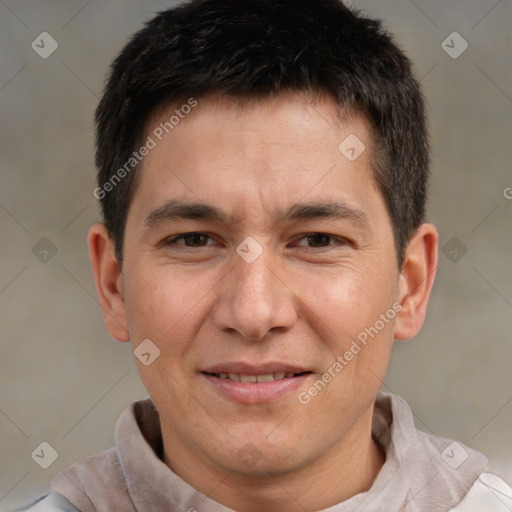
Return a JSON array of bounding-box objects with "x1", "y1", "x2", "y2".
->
[
  {"x1": 187, "y1": 234, "x2": 205, "y2": 246},
  {"x1": 309, "y1": 234, "x2": 329, "y2": 247}
]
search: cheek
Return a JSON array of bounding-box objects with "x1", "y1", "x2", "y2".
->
[
  {"x1": 123, "y1": 266, "x2": 195, "y2": 344},
  {"x1": 297, "y1": 265, "x2": 398, "y2": 395},
  {"x1": 122, "y1": 268, "x2": 208, "y2": 405},
  {"x1": 300, "y1": 266, "x2": 396, "y2": 338},
  {"x1": 294, "y1": 271, "x2": 396, "y2": 428}
]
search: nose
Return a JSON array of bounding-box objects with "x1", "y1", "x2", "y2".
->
[{"x1": 212, "y1": 247, "x2": 298, "y2": 341}]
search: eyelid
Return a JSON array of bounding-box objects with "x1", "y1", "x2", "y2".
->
[
  {"x1": 162, "y1": 231, "x2": 352, "y2": 250},
  {"x1": 163, "y1": 232, "x2": 218, "y2": 247},
  {"x1": 292, "y1": 232, "x2": 352, "y2": 247}
]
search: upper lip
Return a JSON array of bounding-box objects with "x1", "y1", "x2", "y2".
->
[{"x1": 201, "y1": 362, "x2": 311, "y2": 375}]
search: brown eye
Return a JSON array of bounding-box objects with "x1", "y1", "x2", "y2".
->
[
  {"x1": 183, "y1": 233, "x2": 209, "y2": 247},
  {"x1": 293, "y1": 233, "x2": 350, "y2": 249},
  {"x1": 305, "y1": 233, "x2": 332, "y2": 247},
  {"x1": 167, "y1": 233, "x2": 212, "y2": 247}
]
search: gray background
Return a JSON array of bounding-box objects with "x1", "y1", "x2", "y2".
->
[{"x1": 1, "y1": 0, "x2": 511, "y2": 509}]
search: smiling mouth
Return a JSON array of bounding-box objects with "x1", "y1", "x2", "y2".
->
[{"x1": 203, "y1": 371, "x2": 311, "y2": 383}]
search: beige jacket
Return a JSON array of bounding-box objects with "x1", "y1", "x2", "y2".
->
[{"x1": 19, "y1": 392, "x2": 512, "y2": 511}]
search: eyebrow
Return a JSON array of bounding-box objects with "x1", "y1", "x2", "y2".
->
[
  {"x1": 144, "y1": 200, "x2": 229, "y2": 227},
  {"x1": 144, "y1": 199, "x2": 370, "y2": 229},
  {"x1": 277, "y1": 202, "x2": 370, "y2": 227}
]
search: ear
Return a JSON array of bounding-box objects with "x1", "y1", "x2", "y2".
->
[
  {"x1": 88, "y1": 222, "x2": 130, "y2": 342},
  {"x1": 394, "y1": 223, "x2": 438, "y2": 341}
]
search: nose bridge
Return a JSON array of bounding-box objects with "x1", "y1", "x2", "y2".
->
[
  {"x1": 213, "y1": 246, "x2": 297, "y2": 340},
  {"x1": 237, "y1": 251, "x2": 275, "y2": 303}
]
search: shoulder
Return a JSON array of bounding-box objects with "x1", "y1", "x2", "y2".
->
[
  {"x1": 449, "y1": 472, "x2": 512, "y2": 511},
  {"x1": 15, "y1": 492, "x2": 81, "y2": 511}
]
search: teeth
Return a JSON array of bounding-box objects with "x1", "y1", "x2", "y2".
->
[
  {"x1": 240, "y1": 374, "x2": 257, "y2": 383},
  {"x1": 256, "y1": 374, "x2": 274, "y2": 383},
  {"x1": 215, "y1": 372, "x2": 297, "y2": 382}
]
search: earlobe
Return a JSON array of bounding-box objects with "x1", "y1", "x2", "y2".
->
[
  {"x1": 88, "y1": 223, "x2": 130, "y2": 342},
  {"x1": 394, "y1": 223, "x2": 438, "y2": 341}
]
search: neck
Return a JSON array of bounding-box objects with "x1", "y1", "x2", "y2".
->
[{"x1": 162, "y1": 405, "x2": 385, "y2": 511}]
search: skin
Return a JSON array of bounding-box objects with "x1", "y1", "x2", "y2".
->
[{"x1": 89, "y1": 92, "x2": 438, "y2": 512}]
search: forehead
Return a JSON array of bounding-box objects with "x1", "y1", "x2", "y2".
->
[{"x1": 129, "y1": 92, "x2": 384, "y2": 226}]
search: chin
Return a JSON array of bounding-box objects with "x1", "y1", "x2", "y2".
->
[{"x1": 214, "y1": 434, "x2": 311, "y2": 477}]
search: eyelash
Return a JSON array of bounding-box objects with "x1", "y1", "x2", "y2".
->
[
  {"x1": 164, "y1": 232, "x2": 351, "y2": 249},
  {"x1": 294, "y1": 233, "x2": 350, "y2": 249},
  {"x1": 165, "y1": 232, "x2": 218, "y2": 248}
]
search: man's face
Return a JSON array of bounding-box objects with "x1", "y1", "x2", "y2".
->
[{"x1": 120, "y1": 93, "x2": 401, "y2": 476}]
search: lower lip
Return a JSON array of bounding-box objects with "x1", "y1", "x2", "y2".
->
[{"x1": 202, "y1": 373, "x2": 312, "y2": 404}]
